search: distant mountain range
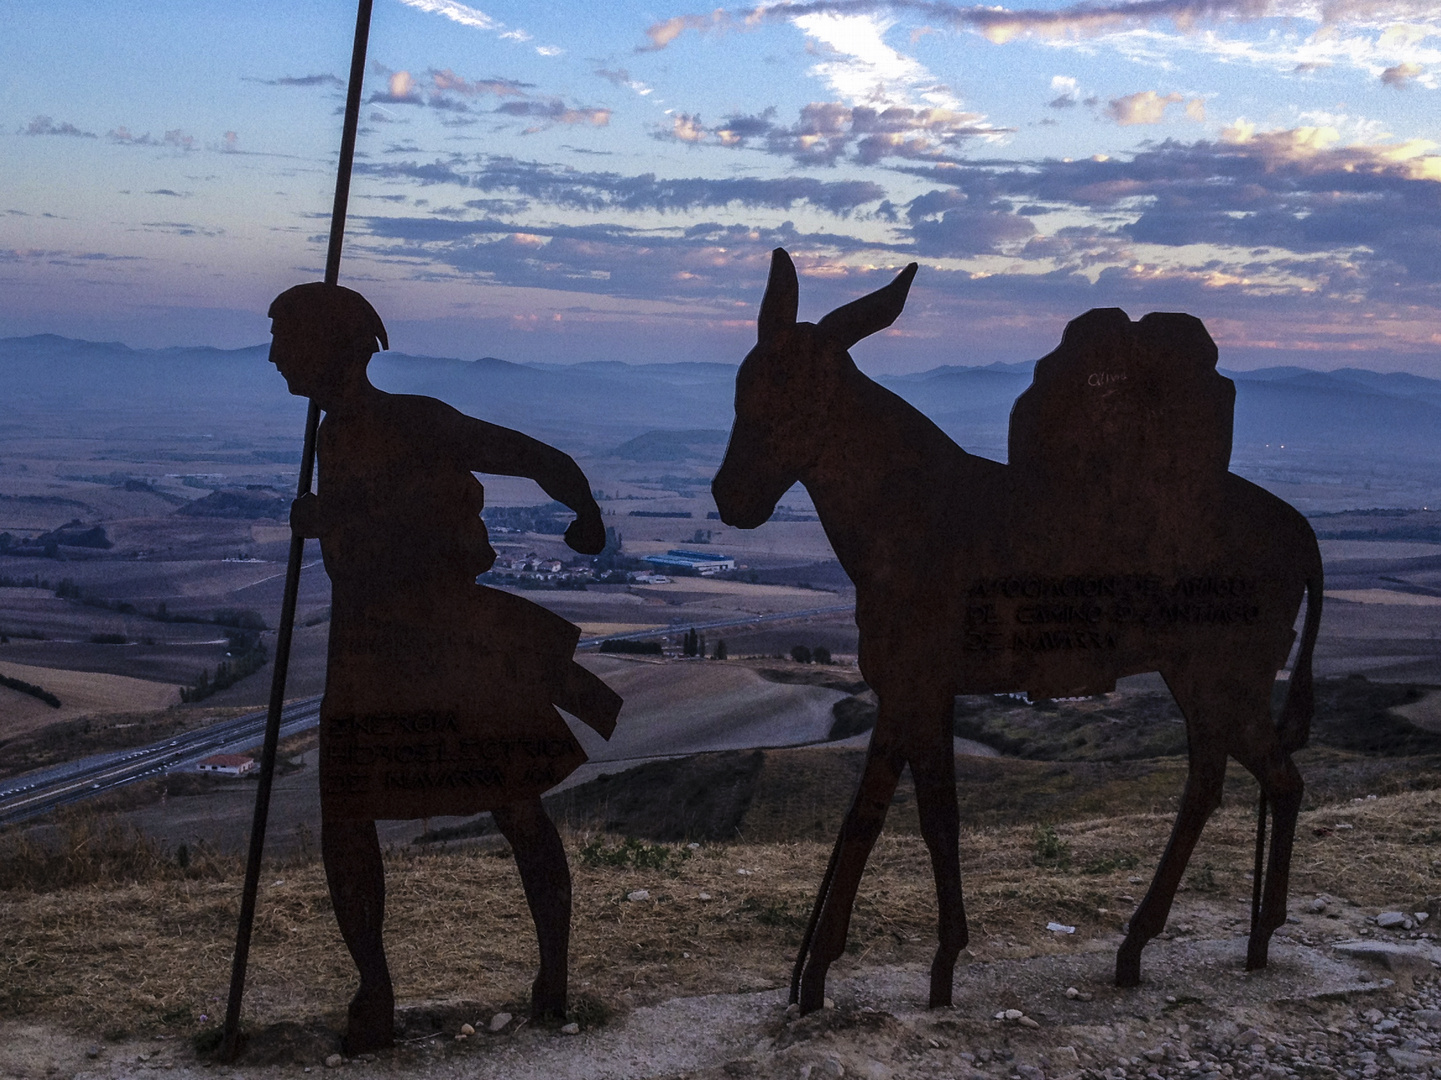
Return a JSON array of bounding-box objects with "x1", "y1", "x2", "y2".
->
[{"x1": 4, "y1": 334, "x2": 1440, "y2": 471}]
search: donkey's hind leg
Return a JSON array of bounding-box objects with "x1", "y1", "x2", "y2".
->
[
  {"x1": 910, "y1": 716, "x2": 968, "y2": 1007},
  {"x1": 1115, "y1": 671, "x2": 1228, "y2": 988},
  {"x1": 797, "y1": 717, "x2": 907, "y2": 1014},
  {"x1": 1227, "y1": 692, "x2": 1304, "y2": 971}
]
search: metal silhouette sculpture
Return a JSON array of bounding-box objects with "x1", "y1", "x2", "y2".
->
[
  {"x1": 712, "y1": 249, "x2": 1322, "y2": 1014},
  {"x1": 268, "y1": 283, "x2": 621, "y2": 1052}
]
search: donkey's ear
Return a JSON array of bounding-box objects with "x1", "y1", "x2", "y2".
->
[
  {"x1": 758, "y1": 248, "x2": 799, "y2": 342},
  {"x1": 816, "y1": 263, "x2": 918, "y2": 350}
]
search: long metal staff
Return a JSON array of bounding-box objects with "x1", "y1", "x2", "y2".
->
[{"x1": 221, "y1": 0, "x2": 374, "y2": 1060}]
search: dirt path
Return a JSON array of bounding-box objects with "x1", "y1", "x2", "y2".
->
[{"x1": 6, "y1": 925, "x2": 1437, "y2": 1080}]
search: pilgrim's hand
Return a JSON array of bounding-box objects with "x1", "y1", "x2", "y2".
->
[
  {"x1": 565, "y1": 508, "x2": 606, "y2": 555},
  {"x1": 290, "y1": 492, "x2": 321, "y2": 539}
]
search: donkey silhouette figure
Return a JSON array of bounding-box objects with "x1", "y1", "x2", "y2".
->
[{"x1": 712, "y1": 249, "x2": 1322, "y2": 1014}]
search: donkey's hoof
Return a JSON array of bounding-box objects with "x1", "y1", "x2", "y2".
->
[
  {"x1": 798, "y1": 968, "x2": 830, "y2": 1016},
  {"x1": 1115, "y1": 949, "x2": 1142, "y2": 989},
  {"x1": 929, "y1": 961, "x2": 955, "y2": 1008},
  {"x1": 1245, "y1": 938, "x2": 1271, "y2": 971}
]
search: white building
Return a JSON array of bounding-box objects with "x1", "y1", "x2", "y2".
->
[{"x1": 196, "y1": 754, "x2": 256, "y2": 776}]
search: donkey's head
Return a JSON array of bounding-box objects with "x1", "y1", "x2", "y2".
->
[{"x1": 712, "y1": 248, "x2": 917, "y2": 528}]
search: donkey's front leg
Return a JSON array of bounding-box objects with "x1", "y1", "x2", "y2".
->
[
  {"x1": 798, "y1": 719, "x2": 906, "y2": 1014},
  {"x1": 910, "y1": 702, "x2": 967, "y2": 1007}
]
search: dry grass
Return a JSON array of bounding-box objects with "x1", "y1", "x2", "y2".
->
[
  {"x1": 4, "y1": 789, "x2": 1441, "y2": 1042},
  {"x1": 0, "y1": 813, "x2": 235, "y2": 893}
]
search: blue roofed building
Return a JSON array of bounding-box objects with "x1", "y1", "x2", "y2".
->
[{"x1": 642, "y1": 549, "x2": 737, "y2": 575}]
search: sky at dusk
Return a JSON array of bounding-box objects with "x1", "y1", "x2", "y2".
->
[{"x1": 3, "y1": 0, "x2": 1440, "y2": 373}]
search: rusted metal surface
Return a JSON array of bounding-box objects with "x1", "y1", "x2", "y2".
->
[
  {"x1": 712, "y1": 248, "x2": 1322, "y2": 1014},
  {"x1": 266, "y1": 283, "x2": 620, "y2": 1052}
]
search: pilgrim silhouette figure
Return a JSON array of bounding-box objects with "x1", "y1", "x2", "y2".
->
[{"x1": 267, "y1": 283, "x2": 621, "y2": 1051}]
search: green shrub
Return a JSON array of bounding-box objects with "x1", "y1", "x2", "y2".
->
[
  {"x1": 577, "y1": 836, "x2": 691, "y2": 873},
  {"x1": 1031, "y1": 824, "x2": 1071, "y2": 870}
]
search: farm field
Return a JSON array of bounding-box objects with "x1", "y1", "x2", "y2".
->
[{"x1": 0, "y1": 660, "x2": 178, "y2": 737}]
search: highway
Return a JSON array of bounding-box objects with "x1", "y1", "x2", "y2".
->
[
  {"x1": 0, "y1": 699, "x2": 323, "y2": 827},
  {"x1": 0, "y1": 602, "x2": 855, "y2": 826}
]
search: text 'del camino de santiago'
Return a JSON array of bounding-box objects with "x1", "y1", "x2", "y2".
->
[{"x1": 964, "y1": 574, "x2": 1262, "y2": 653}]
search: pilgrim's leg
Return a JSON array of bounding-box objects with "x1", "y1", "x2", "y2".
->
[
  {"x1": 494, "y1": 797, "x2": 571, "y2": 1020},
  {"x1": 323, "y1": 816, "x2": 395, "y2": 1053}
]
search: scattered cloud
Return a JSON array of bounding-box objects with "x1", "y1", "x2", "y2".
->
[
  {"x1": 794, "y1": 12, "x2": 952, "y2": 109},
  {"x1": 371, "y1": 70, "x2": 424, "y2": 104},
  {"x1": 246, "y1": 73, "x2": 344, "y2": 88},
  {"x1": 1048, "y1": 76, "x2": 1082, "y2": 109},
  {"x1": 145, "y1": 189, "x2": 186, "y2": 197},
  {"x1": 650, "y1": 13, "x2": 1010, "y2": 166},
  {"x1": 396, "y1": 0, "x2": 528, "y2": 40},
  {"x1": 655, "y1": 101, "x2": 1009, "y2": 164},
  {"x1": 354, "y1": 154, "x2": 886, "y2": 216},
  {"x1": 639, "y1": 1, "x2": 1441, "y2": 51},
  {"x1": 138, "y1": 221, "x2": 225, "y2": 237},
  {"x1": 350, "y1": 212, "x2": 895, "y2": 311},
  {"x1": 1105, "y1": 90, "x2": 1202, "y2": 125},
  {"x1": 891, "y1": 123, "x2": 1441, "y2": 298},
  {"x1": 670, "y1": 113, "x2": 707, "y2": 143},
  {"x1": 906, "y1": 189, "x2": 1038, "y2": 255},
  {"x1": 497, "y1": 101, "x2": 611, "y2": 125},
  {"x1": 0, "y1": 247, "x2": 141, "y2": 264},
  {"x1": 641, "y1": 10, "x2": 729, "y2": 51},
  {"x1": 1381, "y1": 61, "x2": 1425, "y2": 86},
  {"x1": 430, "y1": 69, "x2": 531, "y2": 96},
  {"x1": 22, "y1": 116, "x2": 95, "y2": 138},
  {"x1": 595, "y1": 67, "x2": 654, "y2": 96},
  {"x1": 106, "y1": 127, "x2": 197, "y2": 150},
  {"x1": 395, "y1": 0, "x2": 566, "y2": 54},
  {"x1": 366, "y1": 68, "x2": 609, "y2": 129}
]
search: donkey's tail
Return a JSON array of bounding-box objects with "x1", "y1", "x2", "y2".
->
[
  {"x1": 791, "y1": 832, "x2": 843, "y2": 1004},
  {"x1": 1278, "y1": 536, "x2": 1323, "y2": 754}
]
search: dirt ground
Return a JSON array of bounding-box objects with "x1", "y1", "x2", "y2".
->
[
  {"x1": 4, "y1": 789, "x2": 1441, "y2": 1078},
  {"x1": 2, "y1": 936, "x2": 1436, "y2": 1080}
]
